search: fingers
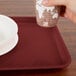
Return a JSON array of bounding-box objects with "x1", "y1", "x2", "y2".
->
[
  {"x1": 42, "y1": 0, "x2": 66, "y2": 6},
  {"x1": 64, "y1": 9, "x2": 76, "y2": 23},
  {"x1": 42, "y1": 0, "x2": 67, "y2": 17}
]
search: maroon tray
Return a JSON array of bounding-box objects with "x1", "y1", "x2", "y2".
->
[{"x1": 0, "y1": 17, "x2": 71, "y2": 70}]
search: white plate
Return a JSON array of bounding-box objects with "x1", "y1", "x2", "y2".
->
[{"x1": 0, "y1": 34, "x2": 18, "y2": 56}]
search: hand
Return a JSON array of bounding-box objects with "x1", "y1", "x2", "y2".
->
[{"x1": 42, "y1": 0, "x2": 76, "y2": 23}]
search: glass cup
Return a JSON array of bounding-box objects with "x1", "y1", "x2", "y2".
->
[{"x1": 35, "y1": 0, "x2": 60, "y2": 28}]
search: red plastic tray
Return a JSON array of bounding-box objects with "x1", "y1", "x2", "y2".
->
[{"x1": 0, "y1": 17, "x2": 71, "y2": 70}]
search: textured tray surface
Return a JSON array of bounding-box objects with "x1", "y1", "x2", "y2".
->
[{"x1": 0, "y1": 17, "x2": 71, "y2": 70}]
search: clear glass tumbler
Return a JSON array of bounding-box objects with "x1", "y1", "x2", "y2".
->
[{"x1": 35, "y1": 0, "x2": 60, "y2": 27}]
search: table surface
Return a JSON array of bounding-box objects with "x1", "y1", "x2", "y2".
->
[{"x1": 0, "y1": 0, "x2": 76, "y2": 76}]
